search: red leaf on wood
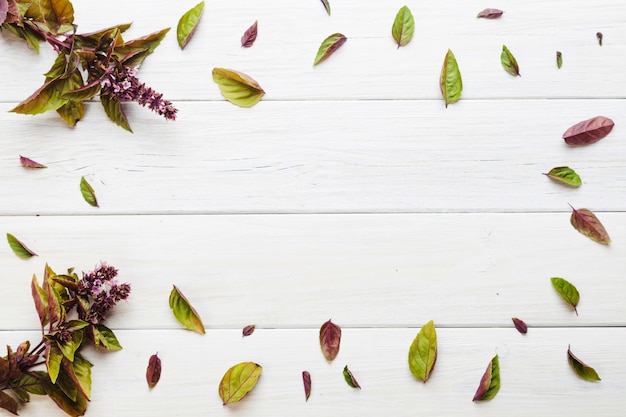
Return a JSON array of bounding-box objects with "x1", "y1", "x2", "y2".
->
[
  {"x1": 569, "y1": 205, "x2": 611, "y2": 245},
  {"x1": 302, "y1": 371, "x2": 311, "y2": 401},
  {"x1": 146, "y1": 353, "x2": 162, "y2": 389},
  {"x1": 242, "y1": 324, "x2": 255, "y2": 337},
  {"x1": 562, "y1": 116, "x2": 614, "y2": 145},
  {"x1": 512, "y1": 318, "x2": 527, "y2": 334},
  {"x1": 20, "y1": 155, "x2": 47, "y2": 168},
  {"x1": 319, "y1": 319, "x2": 341, "y2": 362},
  {"x1": 476, "y1": 8, "x2": 504, "y2": 19},
  {"x1": 241, "y1": 20, "x2": 258, "y2": 48}
]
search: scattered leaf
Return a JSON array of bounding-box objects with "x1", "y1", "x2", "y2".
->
[
  {"x1": 476, "y1": 8, "x2": 504, "y2": 19},
  {"x1": 473, "y1": 355, "x2": 500, "y2": 401},
  {"x1": 7, "y1": 233, "x2": 37, "y2": 259},
  {"x1": 408, "y1": 320, "x2": 437, "y2": 382},
  {"x1": 218, "y1": 362, "x2": 262, "y2": 405},
  {"x1": 79, "y1": 176, "x2": 98, "y2": 207},
  {"x1": 562, "y1": 116, "x2": 614, "y2": 146},
  {"x1": 569, "y1": 205, "x2": 610, "y2": 245},
  {"x1": 543, "y1": 166, "x2": 581, "y2": 187},
  {"x1": 177, "y1": 1, "x2": 204, "y2": 49},
  {"x1": 169, "y1": 285, "x2": 205, "y2": 334},
  {"x1": 242, "y1": 324, "x2": 256, "y2": 337},
  {"x1": 596, "y1": 32, "x2": 603, "y2": 46},
  {"x1": 146, "y1": 353, "x2": 162, "y2": 389},
  {"x1": 313, "y1": 33, "x2": 347, "y2": 66},
  {"x1": 440, "y1": 49, "x2": 463, "y2": 107},
  {"x1": 212, "y1": 68, "x2": 265, "y2": 107},
  {"x1": 302, "y1": 371, "x2": 311, "y2": 401},
  {"x1": 512, "y1": 318, "x2": 527, "y2": 334},
  {"x1": 551, "y1": 277, "x2": 580, "y2": 315},
  {"x1": 501, "y1": 45, "x2": 520, "y2": 76},
  {"x1": 319, "y1": 319, "x2": 341, "y2": 362},
  {"x1": 568, "y1": 346, "x2": 601, "y2": 381},
  {"x1": 320, "y1": 0, "x2": 330, "y2": 15},
  {"x1": 342, "y1": 365, "x2": 361, "y2": 389},
  {"x1": 391, "y1": 6, "x2": 415, "y2": 48},
  {"x1": 241, "y1": 20, "x2": 258, "y2": 48},
  {"x1": 20, "y1": 155, "x2": 47, "y2": 168},
  {"x1": 556, "y1": 51, "x2": 562, "y2": 69}
]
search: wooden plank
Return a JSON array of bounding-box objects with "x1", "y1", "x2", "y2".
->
[
  {"x1": 2, "y1": 213, "x2": 624, "y2": 330},
  {"x1": 1, "y1": 327, "x2": 622, "y2": 416}
]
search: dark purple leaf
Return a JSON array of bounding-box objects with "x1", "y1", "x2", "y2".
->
[
  {"x1": 563, "y1": 116, "x2": 614, "y2": 145},
  {"x1": 473, "y1": 355, "x2": 500, "y2": 401},
  {"x1": 146, "y1": 353, "x2": 162, "y2": 389},
  {"x1": 596, "y1": 32, "x2": 603, "y2": 46},
  {"x1": 319, "y1": 319, "x2": 341, "y2": 362},
  {"x1": 512, "y1": 317, "x2": 527, "y2": 334},
  {"x1": 241, "y1": 20, "x2": 258, "y2": 48},
  {"x1": 242, "y1": 324, "x2": 255, "y2": 337},
  {"x1": 20, "y1": 155, "x2": 47, "y2": 168},
  {"x1": 0, "y1": 391, "x2": 18, "y2": 415},
  {"x1": 302, "y1": 371, "x2": 311, "y2": 401},
  {"x1": 476, "y1": 8, "x2": 504, "y2": 19}
]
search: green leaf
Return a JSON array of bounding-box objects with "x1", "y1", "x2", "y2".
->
[
  {"x1": 551, "y1": 277, "x2": 580, "y2": 315},
  {"x1": 313, "y1": 33, "x2": 347, "y2": 66},
  {"x1": 391, "y1": 6, "x2": 414, "y2": 48},
  {"x1": 62, "y1": 80, "x2": 101, "y2": 101},
  {"x1": 79, "y1": 176, "x2": 98, "y2": 207},
  {"x1": 320, "y1": 0, "x2": 330, "y2": 15},
  {"x1": 408, "y1": 320, "x2": 437, "y2": 382},
  {"x1": 39, "y1": 0, "x2": 74, "y2": 33},
  {"x1": 56, "y1": 100, "x2": 85, "y2": 127},
  {"x1": 212, "y1": 68, "x2": 265, "y2": 108},
  {"x1": 59, "y1": 354, "x2": 92, "y2": 400},
  {"x1": 72, "y1": 354, "x2": 93, "y2": 399},
  {"x1": 218, "y1": 362, "x2": 263, "y2": 405},
  {"x1": 569, "y1": 206, "x2": 611, "y2": 245},
  {"x1": 177, "y1": 1, "x2": 204, "y2": 49},
  {"x1": 100, "y1": 95, "x2": 132, "y2": 132},
  {"x1": 11, "y1": 374, "x2": 46, "y2": 396},
  {"x1": 501, "y1": 45, "x2": 520, "y2": 76},
  {"x1": 0, "y1": 391, "x2": 18, "y2": 415},
  {"x1": 32, "y1": 274, "x2": 49, "y2": 327},
  {"x1": 342, "y1": 365, "x2": 361, "y2": 389},
  {"x1": 2, "y1": 22, "x2": 43, "y2": 52},
  {"x1": 93, "y1": 324, "x2": 123, "y2": 350},
  {"x1": 10, "y1": 78, "x2": 68, "y2": 115},
  {"x1": 6, "y1": 233, "x2": 37, "y2": 259},
  {"x1": 472, "y1": 355, "x2": 500, "y2": 401},
  {"x1": 440, "y1": 49, "x2": 462, "y2": 107},
  {"x1": 42, "y1": 373, "x2": 88, "y2": 417},
  {"x1": 567, "y1": 346, "x2": 601, "y2": 381},
  {"x1": 57, "y1": 330, "x2": 83, "y2": 362},
  {"x1": 46, "y1": 342, "x2": 63, "y2": 384},
  {"x1": 113, "y1": 27, "x2": 170, "y2": 68},
  {"x1": 169, "y1": 285, "x2": 205, "y2": 334},
  {"x1": 556, "y1": 51, "x2": 562, "y2": 69},
  {"x1": 544, "y1": 166, "x2": 581, "y2": 187}
]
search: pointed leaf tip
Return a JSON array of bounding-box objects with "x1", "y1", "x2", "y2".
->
[
  {"x1": 501, "y1": 45, "x2": 521, "y2": 76},
  {"x1": 569, "y1": 206, "x2": 610, "y2": 245},
  {"x1": 146, "y1": 353, "x2": 162, "y2": 389},
  {"x1": 20, "y1": 155, "x2": 47, "y2": 168},
  {"x1": 219, "y1": 362, "x2": 262, "y2": 405},
  {"x1": 562, "y1": 116, "x2": 614, "y2": 146},
  {"x1": 408, "y1": 320, "x2": 438, "y2": 382},
  {"x1": 302, "y1": 371, "x2": 311, "y2": 401},
  {"x1": 169, "y1": 285, "x2": 205, "y2": 334},
  {"x1": 7, "y1": 233, "x2": 38, "y2": 259},
  {"x1": 212, "y1": 68, "x2": 265, "y2": 107},
  {"x1": 177, "y1": 1, "x2": 204, "y2": 49},
  {"x1": 343, "y1": 365, "x2": 361, "y2": 389},
  {"x1": 512, "y1": 318, "x2": 527, "y2": 334},
  {"x1": 313, "y1": 33, "x2": 347, "y2": 66},
  {"x1": 568, "y1": 346, "x2": 601, "y2": 381},
  {"x1": 392, "y1": 6, "x2": 415, "y2": 48},
  {"x1": 473, "y1": 355, "x2": 500, "y2": 401},
  {"x1": 440, "y1": 49, "x2": 462, "y2": 107},
  {"x1": 241, "y1": 20, "x2": 258, "y2": 48},
  {"x1": 551, "y1": 277, "x2": 580, "y2": 315},
  {"x1": 319, "y1": 319, "x2": 342, "y2": 362},
  {"x1": 80, "y1": 176, "x2": 99, "y2": 207}
]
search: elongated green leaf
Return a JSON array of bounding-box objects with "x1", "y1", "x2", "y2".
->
[
  {"x1": 569, "y1": 205, "x2": 610, "y2": 245},
  {"x1": 39, "y1": 0, "x2": 74, "y2": 33},
  {"x1": 177, "y1": 1, "x2": 204, "y2": 49},
  {"x1": 100, "y1": 95, "x2": 132, "y2": 132},
  {"x1": 11, "y1": 373, "x2": 47, "y2": 396},
  {"x1": 551, "y1": 277, "x2": 580, "y2": 315},
  {"x1": 0, "y1": 391, "x2": 18, "y2": 415},
  {"x1": 7, "y1": 233, "x2": 37, "y2": 259},
  {"x1": 57, "y1": 100, "x2": 85, "y2": 127},
  {"x1": 562, "y1": 116, "x2": 614, "y2": 146},
  {"x1": 93, "y1": 324, "x2": 123, "y2": 350},
  {"x1": 63, "y1": 354, "x2": 92, "y2": 399},
  {"x1": 556, "y1": 51, "x2": 562, "y2": 69},
  {"x1": 391, "y1": 6, "x2": 414, "y2": 48},
  {"x1": 212, "y1": 68, "x2": 265, "y2": 107},
  {"x1": 79, "y1": 176, "x2": 98, "y2": 207},
  {"x1": 567, "y1": 346, "x2": 600, "y2": 381},
  {"x1": 408, "y1": 320, "x2": 437, "y2": 382},
  {"x1": 342, "y1": 365, "x2": 361, "y2": 389},
  {"x1": 47, "y1": 342, "x2": 63, "y2": 384},
  {"x1": 313, "y1": 33, "x2": 347, "y2": 66},
  {"x1": 146, "y1": 353, "x2": 162, "y2": 389},
  {"x1": 10, "y1": 78, "x2": 68, "y2": 115},
  {"x1": 543, "y1": 166, "x2": 581, "y2": 187},
  {"x1": 501, "y1": 45, "x2": 520, "y2": 76},
  {"x1": 320, "y1": 0, "x2": 330, "y2": 15},
  {"x1": 219, "y1": 362, "x2": 262, "y2": 405},
  {"x1": 319, "y1": 319, "x2": 341, "y2": 362},
  {"x1": 169, "y1": 285, "x2": 205, "y2": 334},
  {"x1": 473, "y1": 355, "x2": 500, "y2": 401},
  {"x1": 440, "y1": 49, "x2": 462, "y2": 107}
]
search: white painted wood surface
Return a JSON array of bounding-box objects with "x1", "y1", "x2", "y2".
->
[{"x1": 1, "y1": 0, "x2": 625, "y2": 415}]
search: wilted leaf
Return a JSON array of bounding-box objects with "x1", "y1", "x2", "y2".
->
[
  {"x1": 7, "y1": 233, "x2": 37, "y2": 259},
  {"x1": 319, "y1": 319, "x2": 341, "y2": 362},
  {"x1": 56, "y1": 100, "x2": 85, "y2": 127},
  {"x1": 0, "y1": 391, "x2": 18, "y2": 415},
  {"x1": 146, "y1": 353, "x2": 162, "y2": 389},
  {"x1": 169, "y1": 285, "x2": 205, "y2": 334},
  {"x1": 408, "y1": 320, "x2": 437, "y2": 382},
  {"x1": 501, "y1": 45, "x2": 520, "y2": 76},
  {"x1": 391, "y1": 6, "x2": 415, "y2": 48},
  {"x1": 556, "y1": 51, "x2": 562, "y2": 69},
  {"x1": 440, "y1": 49, "x2": 462, "y2": 107},
  {"x1": 543, "y1": 166, "x2": 581, "y2": 187},
  {"x1": 342, "y1": 365, "x2": 361, "y2": 389},
  {"x1": 20, "y1": 155, "x2": 47, "y2": 168},
  {"x1": 212, "y1": 68, "x2": 265, "y2": 107},
  {"x1": 477, "y1": 8, "x2": 504, "y2": 19},
  {"x1": 313, "y1": 33, "x2": 347, "y2": 66},
  {"x1": 302, "y1": 371, "x2": 311, "y2": 401},
  {"x1": 241, "y1": 20, "x2": 258, "y2": 48},
  {"x1": 569, "y1": 205, "x2": 610, "y2": 245},
  {"x1": 320, "y1": 0, "x2": 330, "y2": 15},
  {"x1": 100, "y1": 95, "x2": 132, "y2": 132},
  {"x1": 568, "y1": 346, "x2": 600, "y2": 381},
  {"x1": 551, "y1": 277, "x2": 580, "y2": 315},
  {"x1": 242, "y1": 324, "x2": 256, "y2": 337},
  {"x1": 79, "y1": 176, "x2": 98, "y2": 207},
  {"x1": 473, "y1": 355, "x2": 500, "y2": 401},
  {"x1": 177, "y1": 1, "x2": 204, "y2": 49},
  {"x1": 218, "y1": 362, "x2": 262, "y2": 405},
  {"x1": 512, "y1": 317, "x2": 527, "y2": 334},
  {"x1": 562, "y1": 116, "x2": 614, "y2": 146},
  {"x1": 596, "y1": 32, "x2": 603, "y2": 46}
]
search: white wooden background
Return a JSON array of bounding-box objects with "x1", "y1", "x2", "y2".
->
[{"x1": 1, "y1": 0, "x2": 625, "y2": 416}]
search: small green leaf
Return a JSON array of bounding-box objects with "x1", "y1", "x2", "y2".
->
[
  {"x1": 169, "y1": 285, "x2": 205, "y2": 334},
  {"x1": 212, "y1": 68, "x2": 265, "y2": 107},
  {"x1": 556, "y1": 51, "x2": 562, "y2": 69},
  {"x1": 39, "y1": 0, "x2": 74, "y2": 33},
  {"x1": 7, "y1": 233, "x2": 37, "y2": 259},
  {"x1": 342, "y1": 365, "x2": 361, "y2": 389},
  {"x1": 79, "y1": 176, "x2": 99, "y2": 207},
  {"x1": 100, "y1": 95, "x2": 132, "y2": 132},
  {"x1": 543, "y1": 166, "x2": 581, "y2": 187},
  {"x1": 567, "y1": 346, "x2": 601, "y2": 381},
  {"x1": 218, "y1": 362, "x2": 263, "y2": 405},
  {"x1": 473, "y1": 355, "x2": 500, "y2": 401},
  {"x1": 501, "y1": 45, "x2": 520, "y2": 76},
  {"x1": 320, "y1": 0, "x2": 330, "y2": 15},
  {"x1": 11, "y1": 373, "x2": 47, "y2": 396},
  {"x1": 93, "y1": 324, "x2": 123, "y2": 350},
  {"x1": 177, "y1": 1, "x2": 204, "y2": 49},
  {"x1": 0, "y1": 391, "x2": 18, "y2": 415},
  {"x1": 408, "y1": 320, "x2": 437, "y2": 382},
  {"x1": 70, "y1": 354, "x2": 93, "y2": 399},
  {"x1": 46, "y1": 342, "x2": 63, "y2": 384},
  {"x1": 313, "y1": 33, "x2": 347, "y2": 66},
  {"x1": 440, "y1": 49, "x2": 462, "y2": 107},
  {"x1": 391, "y1": 6, "x2": 414, "y2": 48},
  {"x1": 551, "y1": 277, "x2": 580, "y2": 315}
]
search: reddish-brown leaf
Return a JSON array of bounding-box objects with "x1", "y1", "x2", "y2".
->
[
  {"x1": 319, "y1": 319, "x2": 341, "y2": 362},
  {"x1": 302, "y1": 370, "x2": 311, "y2": 401},
  {"x1": 512, "y1": 317, "x2": 527, "y2": 334},
  {"x1": 569, "y1": 205, "x2": 611, "y2": 245},
  {"x1": 146, "y1": 353, "x2": 162, "y2": 389},
  {"x1": 476, "y1": 8, "x2": 504, "y2": 19},
  {"x1": 0, "y1": 391, "x2": 18, "y2": 415},
  {"x1": 562, "y1": 116, "x2": 614, "y2": 145},
  {"x1": 241, "y1": 20, "x2": 258, "y2": 48},
  {"x1": 20, "y1": 155, "x2": 47, "y2": 168},
  {"x1": 242, "y1": 324, "x2": 256, "y2": 337}
]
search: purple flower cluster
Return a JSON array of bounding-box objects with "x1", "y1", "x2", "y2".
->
[
  {"x1": 101, "y1": 66, "x2": 177, "y2": 121},
  {"x1": 79, "y1": 263, "x2": 131, "y2": 324}
]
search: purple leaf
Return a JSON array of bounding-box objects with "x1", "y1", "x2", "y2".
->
[
  {"x1": 19, "y1": 155, "x2": 47, "y2": 169},
  {"x1": 343, "y1": 365, "x2": 361, "y2": 389},
  {"x1": 302, "y1": 371, "x2": 311, "y2": 401},
  {"x1": 241, "y1": 20, "x2": 258, "y2": 48},
  {"x1": 242, "y1": 324, "x2": 256, "y2": 337},
  {"x1": 512, "y1": 317, "x2": 527, "y2": 334},
  {"x1": 562, "y1": 116, "x2": 614, "y2": 146},
  {"x1": 476, "y1": 8, "x2": 504, "y2": 19},
  {"x1": 146, "y1": 353, "x2": 162, "y2": 389}
]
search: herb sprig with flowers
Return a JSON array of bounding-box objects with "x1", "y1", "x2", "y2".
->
[
  {"x1": 0, "y1": 263, "x2": 131, "y2": 416},
  {"x1": 0, "y1": 0, "x2": 177, "y2": 132}
]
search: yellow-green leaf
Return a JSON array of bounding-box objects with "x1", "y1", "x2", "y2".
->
[
  {"x1": 567, "y1": 346, "x2": 600, "y2": 381},
  {"x1": 391, "y1": 5, "x2": 414, "y2": 48},
  {"x1": 71, "y1": 354, "x2": 93, "y2": 399},
  {"x1": 57, "y1": 330, "x2": 83, "y2": 362},
  {"x1": 551, "y1": 277, "x2": 580, "y2": 315},
  {"x1": 544, "y1": 166, "x2": 581, "y2": 187},
  {"x1": 212, "y1": 68, "x2": 265, "y2": 107},
  {"x1": 93, "y1": 324, "x2": 123, "y2": 350},
  {"x1": 313, "y1": 33, "x2": 346, "y2": 66},
  {"x1": 556, "y1": 51, "x2": 562, "y2": 69},
  {"x1": 218, "y1": 362, "x2": 262, "y2": 405},
  {"x1": 7, "y1": 233, "x2": 37, "y2": 259},
  {"x1": 177, "y1": 1, "x2": 204, "y2": 49},
  {"x1": 10, "y1": 78, "x2": 68, "y2": 115},
  {"x1": 440, "y1": 49, "x2": 462, "y2": 107},
  {"x1": 47, "y1": 342, "x2": 63, "y2": 384},
  {"x1": 169, "y1": 285, "x2": 205, "y2": 334},
  {"x1": 501, "y1": 45, "x2": 520, "y2": 76},
  {"x1": 42, "y1": 372, "x2": 88, "y2": 417},
  {"x1": 39, "y1": 0, "x2": 74, "y2": 33},
  {"x1": 100, "y1": 95, "x2": 132, "y2": 132},
  {"x1": 408, "y1": 320, "x2": 437, "y2": 382},
  {"x1": 79, "y1": 176, "x2": 98, "y2": 207},
  {"x1": 472, "y1": 355, "x2": 500, "y2": 401}
]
